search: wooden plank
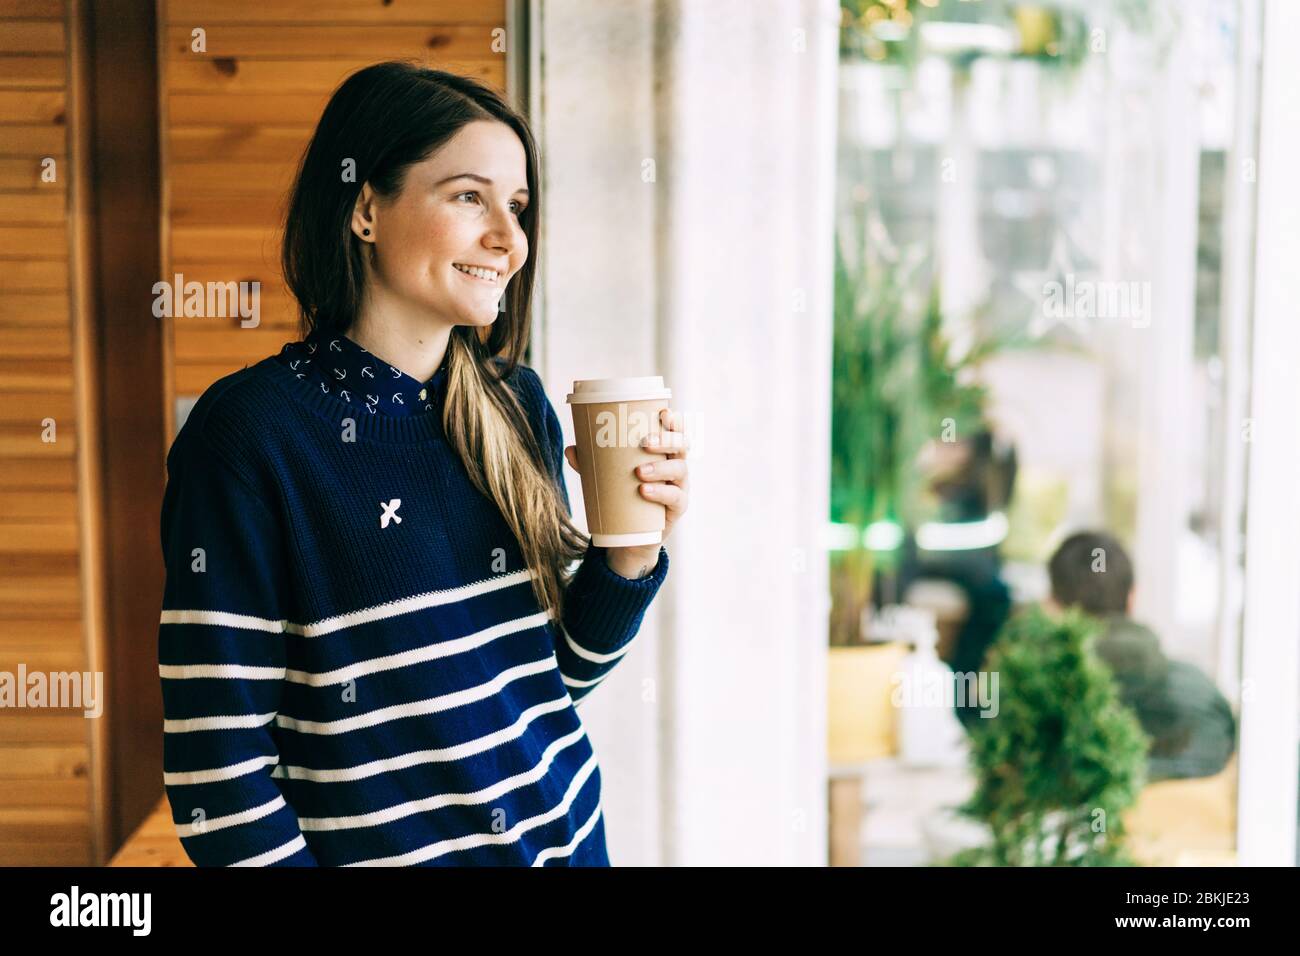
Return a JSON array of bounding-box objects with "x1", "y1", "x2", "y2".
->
[
  {"x1": 0, "y1": 358, "x2": 73, "y2": 391},
  {"x1": 0, "y1": 548, "x2": 78, "y2": 572},
  {"x1": 170, "y1": 159, "x2": 296, "y2": 195},
  {"x1": 169, "y1": 91, "x2": 333, "y2": 127},
  {"x1": 0, "y1": 810, "x2": 92, "y2": 847},
  {"x1": 0, "y1": 520, "x2": 79, "y2": 549},
  {"x1": 0, "y1": 600, "x2": 81, "y2": 622},
  {"x1": 0, "y1": 646, "x2": 86, "y2": 674},
  {"x1": 0, "y1": 572, "x2": 78, "y2": 600},
  {"x1": 0, "y1": 20, "x2": 63, "y2": 54},
  {"x1": 0, "y1": 488, "x2": 77, "y2": 519},
  {"x1": 0, "y1": 777, "x2": 89, "y2": 809},
  {"x1": 0, "y1": 616, "x2": 83, "y2": 650},
  {"x1": 162, "y1": 24, "x2": 500, "y2": 60},
  {"x1": 0, "y1": 0, "x2": 65, "y2": 18},
  {"x1": 169, "y1": 189, "x2": 282, "y2": 227},
  {"x1": 0, "y1": 259, "x2": 66, "y2": 292},
  {"x1": 166, "y1": 257, "x2": 284, "y2": 282},
  {"x1": 0, "y1": 430, "x2": 76, "y2": 460},
  {"x1": 0, "y1": 55, "x2": 63, "y2": 90},
  {"x1": 0, "y1": 123, "x2": 66, "y2": 155},
  {"x1": 0, "y1": 457, "x2": 75, "y2": 489},
  {"x1": 172, "y1": 307, "x2": 300, "y2": 333},
  {"x1": 175, "y1": 361, "x2": 254, "y2": 396},
  {"x1": 0, "y1": 224, "x2": 66, "y2": 256},
  {"x1": 0, "y1": 158, "x2": 66, "y2": 191},
  {"x1": 0, "y1": 89, "x2": 63, "y2": 123},
  {"x1": 0, "y1": 191, "x2": 65, "y2": 224},
  {"x1": 166, "y1": 56, "x2": 500, "y2": 94},
  {"x1": 0, "y1": 326, "x2": 70, "y2": 359},
  {"x1": 170, "y1": 225, "x2": 279, "y2": 262},
  {"x1": 167, "y1": 125, "x2": 310, "y2": 162},
  {"x1": 0, "y1": 743, "x2": 87, "y2": 778},
  {"x1": 173, "y1": 326, "x2": 294, "y2": 362},
  {"x1": 0, "y1": 402, "x2": 76, "y2": 432},
  {"x1": 164, "y1": 0, "x2": 502, "y2": 25},
  {"x1": 0, "y1": 292, "x2": 71, "y2": 323},
  {"x1": 0, "y1": 842, "x2": 91, "y2": 865}
]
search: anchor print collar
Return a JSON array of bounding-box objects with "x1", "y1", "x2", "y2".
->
[{"x1": 274, "y1": 327, "x2": 449, "y2": 418}]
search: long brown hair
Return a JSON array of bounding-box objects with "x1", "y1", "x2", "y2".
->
[{"x1": 280, "y1": 61, "x2": 588, "y2": 621}]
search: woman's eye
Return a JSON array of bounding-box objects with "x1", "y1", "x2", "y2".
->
[{"x1": 456, "y1": 191, "x2": 525, "y2": 216}]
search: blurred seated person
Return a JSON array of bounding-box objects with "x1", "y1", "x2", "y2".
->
[
  {"x1": 1045, "y1": 530, "x2": 1236, "y2": 782},
  {"x1": 889, "y1": 428, "x2": 1016, "y2": 728}
]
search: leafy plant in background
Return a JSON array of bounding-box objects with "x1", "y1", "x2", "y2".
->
[
  {"x1": 830, "y1": 203, "x2": 990, "y2": 642},
  {"x1": 945, "y1": 606, "x2": 1148, "y2": 866}
]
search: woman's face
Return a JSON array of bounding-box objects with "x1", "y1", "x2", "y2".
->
[{"x1": 354, "y1": 119, "x2": 530, "y2": 328}]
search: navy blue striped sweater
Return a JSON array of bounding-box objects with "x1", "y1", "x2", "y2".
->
[{"x1": 158, "y1": 350, "x2": 669, "y2": 866}]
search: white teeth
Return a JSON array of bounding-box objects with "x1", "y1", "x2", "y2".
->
[{"x1": 454, "y1": 263, "x2": 499, "y2": 282}]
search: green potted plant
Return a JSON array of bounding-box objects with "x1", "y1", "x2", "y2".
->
[
  {"x1": 943, "y1": 606, "x2": 1149, "y2": 865},
  {"x1": 830, "y1": 203, "x2": 996, "y2": 645}
]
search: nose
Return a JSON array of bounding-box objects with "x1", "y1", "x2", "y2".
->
[{"x1": 483, "y1": 205, "x2": 523, "y2": 260}]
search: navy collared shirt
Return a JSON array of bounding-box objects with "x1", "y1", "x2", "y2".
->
[{"x1": 273, "y1": 327, "x2": 449, "y2": 417}]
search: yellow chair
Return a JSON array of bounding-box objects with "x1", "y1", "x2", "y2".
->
[
  {"x1": 828, "y1": 643, "x2": 909, "y2": 764},
  {"x1": 1123, "y1": 756, "x2": 1238, "y2": 866}
]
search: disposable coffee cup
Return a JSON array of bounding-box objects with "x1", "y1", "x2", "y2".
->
[{"x1": 565, "y1": 376, "x2": 673, "y2": 548}]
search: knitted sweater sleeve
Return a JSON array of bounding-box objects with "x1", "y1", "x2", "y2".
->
[
  {"x1": 157, "y1": 423, "x2": 319, "y2": 866},
  {"x1": 520, "y1": 367, "x2": 669, "y2": 705}
]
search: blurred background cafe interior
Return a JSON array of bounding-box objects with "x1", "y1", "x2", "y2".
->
[{"x1": 826, "y1": 0, "x2": 1296, "y2": 867}]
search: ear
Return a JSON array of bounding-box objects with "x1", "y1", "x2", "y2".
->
[
  {"x1": 563, "y1": 445, "x2": 577, "y2": 470},
  {"x1": 351, "y1": 182, "x2": 377, "y2": 240}
]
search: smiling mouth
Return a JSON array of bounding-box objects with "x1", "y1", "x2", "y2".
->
[{"x1": 452, "y1": 263, "x2": 501, "y2": 283}]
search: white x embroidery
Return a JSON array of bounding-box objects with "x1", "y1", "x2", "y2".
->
[{"x1": 380, "y1": 498, "x2": 402, "y2": 528}]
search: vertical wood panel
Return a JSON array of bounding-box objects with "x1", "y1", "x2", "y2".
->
[{"x1": 0, "y1": 0, "x2": 97, "y2": 867}]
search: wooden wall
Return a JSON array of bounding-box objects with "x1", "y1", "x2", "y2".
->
[
  {"x1": 0, "y1": 0, "x2": 102, "y2": 867},
  {"x1": 0, "y1": 0, "x2": 511, "y2": 866},
  {"x1": 159, "y1": 0, "x2": 509, "y2": 430}
]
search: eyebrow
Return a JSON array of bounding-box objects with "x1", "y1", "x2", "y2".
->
[{"x1": 435, "y1": 173, "x2": 529, "y2": 197}]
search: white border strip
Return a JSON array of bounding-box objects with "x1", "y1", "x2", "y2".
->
[{"x1": 1237, "y1": 0, "x2": 1300, "y2": 867}]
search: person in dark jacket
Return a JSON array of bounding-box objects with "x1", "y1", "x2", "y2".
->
[{"x1": 1045, "y1": 530, "x2": 1237, "y2": 781}]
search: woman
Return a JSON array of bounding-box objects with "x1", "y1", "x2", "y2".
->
[{"x1": 158, "y1": 62, "x2": 689, "y2": 866}]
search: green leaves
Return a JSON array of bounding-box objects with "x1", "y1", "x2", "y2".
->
[{"x1": 951, "y1": 606, "x2": 1149, "y2": 866}]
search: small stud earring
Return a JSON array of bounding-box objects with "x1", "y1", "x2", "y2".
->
[{"x1": 362, "y1": 228, "x2": 371, "y2": 236}]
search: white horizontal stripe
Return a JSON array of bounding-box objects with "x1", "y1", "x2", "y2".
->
[
  {"x1": 289, "y1": 569, "x2": 533, "y2": 638},
  {"x1": 532, "y1": 799, "x2": 602, "y2": 866},
  {"x1": 164, "y1": 710, "x2": 277, "y2": 733},
  {"x1": 158, "y1": 567, "x2": 534, "y2": 637},
  {"x1": 274, "y1": 656, "x2": 556, "y2": 736},
  {"x1": 561, "y1": 671, "x2": 608, "y2": 689},
  {"x1": 342, "y1": 753, "x2": 599, "y2": 866},
  {"x1": 163, "y1": 753, "x2": 279, "y2": 787},
  {"x1": 160, "y1": 608, "x2": 286, "y2": 632},
  {"x1": 174, "y1": 794, "x2": 286, "y2": 839},
  {"x1": 159, "y1": 662, "x2": 286, "y2": 681},
  {"x1": 284, "y1": 611, "x2": 551, "y2": 687},
  {"x1": 556, "y1": 621, "x2": 630, "y2": 665},
  {"x1": 298, "y1": 727, "x2": 588, "y2": 832},
  {"x1": 230, "y1": 833, "x2": 308, "y2": 867},
  {"x1": 270, "y1": 695, "x2": 575, "y2": 784}
]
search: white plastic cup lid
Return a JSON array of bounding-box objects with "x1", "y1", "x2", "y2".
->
[{"x1": 566, "y1": 376, "x2": 671, "y2": 404}]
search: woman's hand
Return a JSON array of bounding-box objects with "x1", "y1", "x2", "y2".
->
[{"x1": 564, "y1": 406, "x2": 690, "y2": 579}]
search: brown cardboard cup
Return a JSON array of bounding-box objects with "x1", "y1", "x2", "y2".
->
[{"x1": 565, "y1": 376, "x2": 672, "y2": 548}]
